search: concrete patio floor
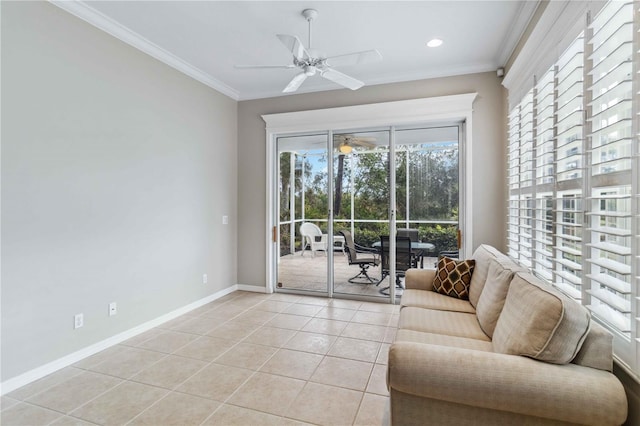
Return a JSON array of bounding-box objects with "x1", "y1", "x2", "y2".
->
[{"x1": 277, "y1": 249, "x2": 437, "y2": 299}]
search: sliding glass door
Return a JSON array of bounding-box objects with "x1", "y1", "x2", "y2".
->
[
  {"x1": 276, "y1": 133, "x2": 329, "y2": 294},
  {"x1": 395, "y1": 126, "x2": 460, "y2": 259},
  {"x1": 332, "y1": 130, "x2": 391, "y2": 298},
  {"x1": 273, "y1": 124, "x2": 462, "y2": 302}
]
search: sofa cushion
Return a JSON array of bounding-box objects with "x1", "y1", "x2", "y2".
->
[
  {"x1": 399, "y1": 306, "x2": 490, "y2": 341},
  {"x1": 401, "y1": 289, "x2": 476, "y2": 314},
  {"x1": 404, "y1": 268, "x2": 437, "y2": 291},
  {"x1": 396, "y1": 329, "x2": 493, "y2": 352},
  {"x1": 468, "y1": 244, "x2": 503, "y2": 308},
  {"x1": 492, "y1": 273, "x2": 590, "y2": 364},
  {"x1": 432, "y1": 257, "x2": 475, "y2": 300},
  {"x1": 475, "y1": 258, "x2": 521, "y2": 337},
  {"x1": 572, "y1": 321, "x2": 613, "y2": 371}
]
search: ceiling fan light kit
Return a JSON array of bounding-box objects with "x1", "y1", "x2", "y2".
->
[
  {"x1": 338, "y1": 143, "x2": 353, "y2": 154},
  {"x1": 235, "y1": 8, "x2": 382, "y2": 94},
  {"x1": 333, "y1": 134, "x2": 377, "y2": 154}
]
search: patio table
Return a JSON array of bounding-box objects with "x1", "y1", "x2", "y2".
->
[{"x1": 371, "y1": 240, "x2": 435, "y2": 268}]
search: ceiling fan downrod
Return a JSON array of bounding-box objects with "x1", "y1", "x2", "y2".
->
[{"x1": 302, "y1": 9, "x2": 318, "y2": 49}]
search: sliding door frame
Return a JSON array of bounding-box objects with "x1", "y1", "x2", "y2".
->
[{"x1": 264, "y1": 94, "x2": 478, "y2": 297}]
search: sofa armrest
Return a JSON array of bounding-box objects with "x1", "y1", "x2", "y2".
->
[
  {"x1": 388, "y1": 342, "x2": 627, "y2": 425},
  {"x1": 404, "y1": 268, "x2": 436, "y2": 291}
]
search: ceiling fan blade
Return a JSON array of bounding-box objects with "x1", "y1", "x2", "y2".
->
[
  {"x1": 334, "y1": 134, "x2": 377, "y2": 148},
  {"x1": 283, "y1": 72, "x2": 308, "y2": 93},
  {"x1": 334, "y1": 135, "x2": 374, "y2": 143},
  {"x1": 320, "y1": 69, "x2": 364, "y2": 90},
  {"x1": 277, "y1": 34, "x2": 309, "y2": 60},
  {"x1": 325, "y1": 49, "x2": 382, "y2": 67},
  {"x1": 353, "y1": 140, "x2": 377, "y2": 148},
  {"x1": 234, "y1": 65, "x2": 296, "y2": 69}
]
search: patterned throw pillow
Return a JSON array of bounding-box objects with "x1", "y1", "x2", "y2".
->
[{"x1": 433, "y1": 257, "x2": 475, "y2": 299}]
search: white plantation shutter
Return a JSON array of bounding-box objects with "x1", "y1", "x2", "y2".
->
[
  {"x1": 507, "y1": 91, "x2": 535, "y2": 267},
  {"x1": 533, "y1": 192, "x2": 553, "y2": 280},
  {"x1": 520, "y1": 91, "x2": 535, "y2": 268},
  {"x1": 585, "y1": 1, "x2": 635, "y2": 346},
  {"x1": 507, "y1": 106, "x2": 522, "y2": 260},
  {"x1": 555, "y1": 192, "x2": 584, "y2": 300},
  {"x1": 556, "y1": 36, "x2": 585, "y2": 183},
  {"x1": 504, "y1": 0, "x2": 640, "y2": 373},
  {"x1": 554, "y1": 35, "x2": 585, "y2": 300},
  {"x1": 533, "y1": 68, "x2": 555, "y2": 281}
]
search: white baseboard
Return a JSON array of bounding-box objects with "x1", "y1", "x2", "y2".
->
[
  {"x1": 236, "y1": 283, "x2": 270, "y2": 293},
  {"x1": 0, "y1": 285, "x2": 238, "y2": 395}
]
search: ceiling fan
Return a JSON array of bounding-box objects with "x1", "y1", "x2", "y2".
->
[
  {"x1": 334, "y1": 134, "x2": 377, "y2": 154},
  {"x1": 235, "y1": 9, "x2": 382, "y2": 93}
]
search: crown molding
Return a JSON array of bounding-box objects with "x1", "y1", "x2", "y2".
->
[
  {"x1": 49, "y1": 0, "x2": 240, "y2": 101},
  {"x1": 496, "y1": 0, "x2": 540, "y2": 67}
]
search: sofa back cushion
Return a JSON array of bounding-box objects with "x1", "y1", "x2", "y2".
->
[
  {"x1": 493, "y1": 273, "x2": 590, "y2": 364},
  {"x1": 468, "y1": 244, "x2": 502, "y2": 308},
  {"x1": 572, "y1": 321, "x2": 614, "y2": 371},
  {"x1": 475, "y1": 258, "x2": 521, "y2": 337}
]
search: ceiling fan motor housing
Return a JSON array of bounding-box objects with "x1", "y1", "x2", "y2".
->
[{"x1": 302, "y1": 9, "x2": 318, "y2": 22}]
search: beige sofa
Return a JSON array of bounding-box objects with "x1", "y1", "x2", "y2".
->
[{"x1": 387, "y1": 244, "x2": 628, "y2": 425}]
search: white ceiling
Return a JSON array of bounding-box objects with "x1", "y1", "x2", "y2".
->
[{"x1": 53, "y1": 1, "x2": 539, "y2": 101}]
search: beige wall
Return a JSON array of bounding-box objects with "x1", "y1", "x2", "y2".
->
[
  {"x1": 1, "y1": 2, "x2": 237, "y2": 380},
  {"x1": 238, "y1": 72, "x2": 507, "y2": 288}
]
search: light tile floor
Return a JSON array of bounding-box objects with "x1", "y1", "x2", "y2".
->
[{"x1": 2, "y1": 291, "x2": 398, "y2": 426}]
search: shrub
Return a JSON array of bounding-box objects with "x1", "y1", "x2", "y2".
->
[{"x1": 418, "y1": 224, "x2": 458, "y2": 254}]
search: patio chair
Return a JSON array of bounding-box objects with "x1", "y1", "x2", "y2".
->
[
  {"x1": 397, "y1": 228, "x2": 419, "y2": 243},
  {"x1": 300, "y1": 222, "x2": 328, "y2": 256},
  {"x1": 340, "y1": 230, "x2": 380, "y2": 284},
  {"x1": 379, "y1": 235, "x2": 421, "y2": 294},
  {"x1": 397, "y1": 228, "x2": 421, "y2": 268},
  {"x1": 434, "y1": 249, "x2": 460, "y2": 267}
]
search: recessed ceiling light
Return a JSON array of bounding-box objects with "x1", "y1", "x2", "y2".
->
[{"x1": 427, "y1": 38, "x2": 443, "y2": 48}]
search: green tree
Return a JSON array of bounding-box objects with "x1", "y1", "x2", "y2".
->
[
  {"x1": 353, "y1": 151, "x2": 390, "y2": 220},
  {"x1": 279, "y1": 153, "x2": 313, "y2": 222}
]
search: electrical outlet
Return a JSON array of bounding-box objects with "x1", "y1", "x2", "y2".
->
[
  {"x1": 222, "y1": 215, "x2": 229, "y2": 225},
  {"x1": 74, "y1": 313, "x2": 84, "y2": 329},
  {"x1": 203, "y1": 274, "x2": 208, "y2": 284},
  {"x1": 109, "y1": 302, "x2": 117, "y2": 316}
]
